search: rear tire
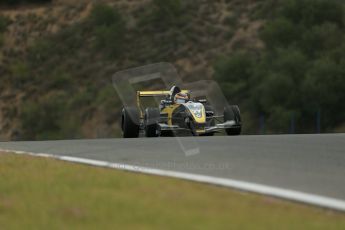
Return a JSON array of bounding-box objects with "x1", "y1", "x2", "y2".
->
[
  {"x1": 145, "y1": 108, "x2": 160, "y2": 137},
  {"x1": 122, "y1": 107, "x2": 140, "y2": 138},
  {"x1": 224, "y1": 105, "x2": 241, "y2": 136},
  {"x1": 189, "y1": 120, "x2": 198, "y2": 136}
]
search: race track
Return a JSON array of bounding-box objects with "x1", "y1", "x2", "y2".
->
[{"x1": 1, "y1": 134, "x2": 344, "y2": 202}]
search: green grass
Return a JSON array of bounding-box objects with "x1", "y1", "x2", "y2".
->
[{"x1": 0, "y1": 153, "x2": 345, "y2": 230}]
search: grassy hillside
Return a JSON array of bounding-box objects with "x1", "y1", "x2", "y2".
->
[
  {"x1": 0, "y1": 0, "x2": 264, "y2": 140},
  {"x1": 0, "y1": 0, "x2": 344, "y2": 140}
]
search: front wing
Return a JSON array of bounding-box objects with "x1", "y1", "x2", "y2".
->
[{"x1": 157, "y1": 120, "x2": 240, "y2": 135}]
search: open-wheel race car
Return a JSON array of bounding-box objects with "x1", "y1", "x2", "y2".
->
[{"x1": 121, "y1": 86, "x2": 241, "y2": 138}]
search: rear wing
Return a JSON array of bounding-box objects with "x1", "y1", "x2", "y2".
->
[
  {"x1": 136, "y1": 90, "x2": 190, "y2": 116},
  {"x1": 137, "y1": 90, "x2": 190, "y2": 97}
]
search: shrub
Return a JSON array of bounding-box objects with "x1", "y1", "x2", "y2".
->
[
  {"x1": 214, "y1": 52, "x2": 254, "y2": 101},
  {"x1": 153, "y1": 0, "x2": 183, "y2": 19},
  {"x1": 0, "y1": 16, "x2": 9, "y2": 47},
  {"x1": 151, "y1": 0, "x2": 190, "y2": 28},
  {"x1": 300, "y1": 23, "x2": 343, "y2": 58},
  {"x1": 260, "y1": 17, "x2": 300, "y2": 49},
  {"x1": 303, "y1": 58, "x2": 345, "y2": 127},
  {"x1": 20, "y1": 92, "x2": 67, "y2": 140},
  {"x1": 93, "y1": 24, "x2": 125, "y2": 58},
  {"x1": 215, "y1": 0, "x2": 345, "y2": 133},
  {"x1": 89, "y1": 4, "x2": 125, "y2": 58},
  {"x1": 0, "y1": 34, "x2": 3, "y2": 47},
  {"x1": 90, "y1": 4, "x2": 122, "y2": 27},
  {"x1": 279, "y1": 0, "x2": 344, "y2": 28},
  {"x1": 0, "y1": 16, "x2": 9, "y2": 33},
  {"x1": 27, "y1": 23, "x2": 84, "y2": 70},
  {"x1": 27, "y1": 39, "x2": 55, "y2": 67},
  {"x1": 9, "y1": 62, "x2": 30, "y2": 87}
]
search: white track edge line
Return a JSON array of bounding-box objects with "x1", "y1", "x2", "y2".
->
[{"x1": 2, "y1": 148, "x2": 345, "y2": 212}]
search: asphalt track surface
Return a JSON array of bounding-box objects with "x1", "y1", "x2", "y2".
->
[{"x1": 0, "y1": 134, "x2": 344, "y2": 201}]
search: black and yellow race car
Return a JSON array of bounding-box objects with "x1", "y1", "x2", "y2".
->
[{"x1": 121, "y1": 86, "x2": 241, "y2": 138}]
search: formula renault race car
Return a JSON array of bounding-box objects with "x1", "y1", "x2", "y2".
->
[{"x1": 121, "y1": 86, "x2": 241, "y2": 138}]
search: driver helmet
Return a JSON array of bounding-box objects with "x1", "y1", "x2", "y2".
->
[{"x1": 174, "y1": 92, "x2": 189, "y2": 104}]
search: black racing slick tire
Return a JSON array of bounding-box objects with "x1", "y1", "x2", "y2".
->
[
  {"x1": 144, "y1": 107, "x2": 160, "y2": 137},
  {"x1": 224, "y1": 105, "x2": 242, "y2": 136},
  {"x1": 122, "y1": 107, "x2": 140, "y2": 138}
]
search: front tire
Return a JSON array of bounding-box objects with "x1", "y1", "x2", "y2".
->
[
  {"x1": 144, "y1": 108, "x2": 160, "y2": 137},
  {"x1": 224, "y1": 105, "x2": 242, "y2": 136},
  {"x1": 122, "y1": 107, "x2": 140, "y2": 138}
]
